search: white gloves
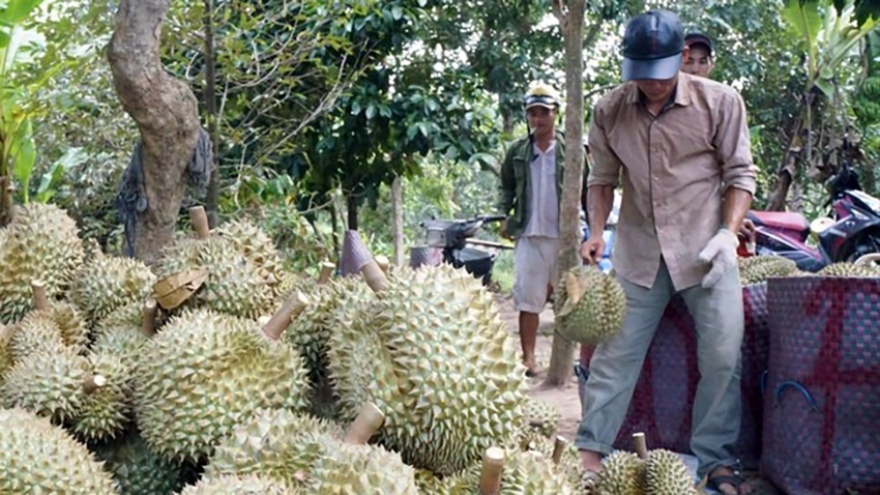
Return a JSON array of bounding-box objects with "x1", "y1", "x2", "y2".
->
[{"x1": 698, "y1": 228, "x2": 739, "y2": 289}]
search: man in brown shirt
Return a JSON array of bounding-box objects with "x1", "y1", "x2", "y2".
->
[{"x1": 575, "y1": 9, "x2": 757, "y2": 495}]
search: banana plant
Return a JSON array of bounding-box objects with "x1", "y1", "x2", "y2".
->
[{"x1": 0, "y1": 0, "x2": 47, "y2": 225}]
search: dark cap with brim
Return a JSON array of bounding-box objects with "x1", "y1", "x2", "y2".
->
[
  {"x1": 622, "y1": 52, "x2": 683, "y2": 81},
  {"x1": 685, "y1": 32, "x2": 713, "y2": 55}
]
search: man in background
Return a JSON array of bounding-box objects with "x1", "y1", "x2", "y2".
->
[{"x1": 682, "y1": 31, "x2": 716, "y2": 78}]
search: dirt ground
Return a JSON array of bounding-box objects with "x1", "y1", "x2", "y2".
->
[{"x1": 496, "y1": 293, "x2": 783, "y2": 495}]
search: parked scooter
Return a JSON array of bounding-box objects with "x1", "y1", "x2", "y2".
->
[
  {"x1": 417, "y1": 214, "x2": 512, "y2": 285},
  {"x1": 737, "y1": 150, "x2": 880, "y2": 272}
]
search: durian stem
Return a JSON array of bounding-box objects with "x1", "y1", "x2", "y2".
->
[
  {"x1": 633, "y1": 432, "x2": 648, "y2": 460},
  {"x1": 375, "y1": 255, "x2": 390, "y2": 273},
  {"x1": 361, "y1": 259, "x2": 389, "y2": 293},
  {"x1": 318, "y1": 261, "x2": 336, "y2": 284},
  {"x1": 261, "y1": 290, "x2": 309, "y2": 341},
  {"x1": 479, "y1": 447, "x2": 506, "y2": 495},
  {"x1": 31, "y1": 281, "x2": 49, "y2": 311},
  {"x1": 141, "y1": 299, "x2": 158, "y2": 336},
  {"x1": 189, "y1": 206, "x2": 211, "y2": 239},
  {"x1": 552, "y1": 436, "x2": 567, "y2": 464},
  {"x1": 82, "y1": 374, "x2": 107, "y2": 394},
  {"x1": 344, "y1": 402, "x2": 385, "y2": 444},
  {"x1": 855, "y1": 253, "x2": 880, "y2": 265}
]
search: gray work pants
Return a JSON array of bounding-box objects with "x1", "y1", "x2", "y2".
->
[{"x1": 574, "y1": 257, "x2": 744, "y2": 479}]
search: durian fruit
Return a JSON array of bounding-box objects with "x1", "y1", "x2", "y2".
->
[
  {"x1": 70, "y1": 253, "x2": 156, "y2": 324},
  {"x1": 133, "y1": 306, "x2": 310, "y2": 462},
  {"x1": 1, "y1": 345, "x2": 92, "y2": 423},
  {"x1": 737, "y1": 256, "x2": 799, "y2": 285},
  {"x1": 0, "y1": 407, "x2": 118, "y2": 494},
  {"x1": 91, "y1": 300, "x2": 156, "y2": 372},
  {"x1": 307, "y1": 441, "x2": 420, "y2": 494},
  {"x1": 523, "y1": 397, "x2": 561, "y2": 438},
  {"x1": 441, "y1": 446, "x2": 577, "y2": 494},
  {"x1": 818, "y1": 261, "x2": 880, "y2": 277},
  {"x1": 0, "y1": 324, "x2": 12, "y2": 381},
  {"x1": 0, "y1": 203, "x2": 85, "y2": 323},
  {"x1": 157, "y1": 236, "x2": 276, "y2": 319},
  {"x1": 94, "y1": 431, "x2": 192, "y2": 495},
  {"x1": 71, "y1": 349, "x2": 133, "y2": 442},
  {"x1": 414, "y1": 468, "x2": 445, "y2": 494},
  {"x1": 214, "y1": 218, "x2": 285, "y2": 292},
  {"x1": 519, "y1": 435, "x2": 585, "y2": 490},
  {"x1": 326, "y1": 262, "x2": 528, "y2": 475},
  {"x1": 645, "y1": 449, "x2": 698, "y2": 495},
  {"x1": 597, "y1": 450, "x2": 647, "y2": 495},
  {"x1": 554, "y1": 265, "x2": 627, "y2": 346},
  {"x1": 203, "y1": 407, "x2": 344, "y2": 489},
  {"x1": 8, "y1": 282, "x2": 88, "y2": 360},
  {"x1": 177, "y1": 474, "x2": 299, "y2": 495}
]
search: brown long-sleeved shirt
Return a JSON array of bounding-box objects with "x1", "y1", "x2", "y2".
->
[{"x1": 587, "y1": 72, "x2": 758, "y2": 291}]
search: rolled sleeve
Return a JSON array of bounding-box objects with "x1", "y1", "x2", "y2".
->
[
  {"x1": 586, "y1": 107, "x2": 623, "y2": 189},
  {"x1": 714, "y1": 91, "x2": 758, "y2": 196}
]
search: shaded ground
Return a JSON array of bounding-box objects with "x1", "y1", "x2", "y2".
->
[{"x1": 496, "y1": 293, "x2": 783, "y2": 495}]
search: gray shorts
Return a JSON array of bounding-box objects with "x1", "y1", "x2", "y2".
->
[{"x1": 513, "y1": 236, "x2": 559, "y2": 313}]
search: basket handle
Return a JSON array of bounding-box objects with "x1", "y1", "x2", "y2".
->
[{"x1": 774, "y1": 380, "x2": 818, "y2": 411}]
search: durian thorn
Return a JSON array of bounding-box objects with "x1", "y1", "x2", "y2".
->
[
  {"x1": 552, "y1": 436, "x2": 567, "y2": 465},
  {"x1": 31, "y1": 280, "x2": 50, "y2": 311},
  {"x1": 318, "y1": 261, "x2": 336, "y2": 284},
  {"x1": 89, "y1": 241, "x2": 104, "y2": 260},
  {"x1": 633, "y1": 432, "x2": 648, "y2": 460},
  {"x1": 83, "y1": 374, "x2": 107, "y2": 394},
  {"x1": 343, "y1": 402, "x2": 385, "y2": 444},
  {"x1": 479, "y1": 446, "x2": 506, "y2": 495},
  {"x1": 141, "y1": 299, "x2": 158, "y2": 336},
  {"x1": 361, "y1": 259, "x2": 389, "y2": 293},
  {"x1": 188, "y1": 206, "x2": 211, "y2": 240},
  {"x1": 261, "y1": 290, "x2": 309, "y2": 341}
]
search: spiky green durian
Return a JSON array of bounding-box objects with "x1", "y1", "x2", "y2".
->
[
  {"x1": 517, "y1": 434, "x2": 584, "y2": 489},
  {"x1": 523, "y1": 397, "x2": 560, "y2": 438},
  {"x1": 214, "y1": 219, "x2": 284, "y2": 286},
  {"x1": 0, "y1": 203, "x2": 85, "y2": 324},
  {"x1": 414, "y1": 468, "x2": 445, "y2": 494},
  {"x1": 0, "y1": 407, "x2": 118, "y2": 493},
  {"x1": 8, "y1": 305, "x2": 83, "y2": 361},
  {"x1": 70, "y1": 255, "x2": 156, "y2": 324},
  {"x1": 134, "y1": 308, "x2": 310, "y2": 462},
  {"x1": 554, "y1": 265, "x2": 627, "y2": 346},
  {"x1": 308, "y1": 441, "x2": 419, "y2": 494},
  {"x1": 326, "y1": 264, "x2": 528, "y2": 475},
  {"x1": 818, "y1": 261, "x2": 880, "y2": 277},
  {"x1": 204, "y1": 408, "x2": 344, "y2": 489},
  {"x1": 737, "y1": 256, "x2": 799, "y2": 285},
  {"x1": 597, "y1": 450, "x2": 646, "y2": 495},
  {"x1": 95, "y1": 301, "x2": 145, "y2": 337},
  {"x1": 645, "y1": 449, "x2": 698, "y2": 495},
  {"x1": 158, "y1": 237, "x2": 275, "y2": 319},
  {"x1": 178, "y1": 474, "x2": 299, "y2": 495},
  {"x1": 92, "y1": 325, "x2": 149, "y2": 372},
  {"x1": 441, "y1": 448, "x2": 577, "y2": 494},
  {"x1": 72, "y1": 350, "x2": 133, "y2": 442},
  {"x1": 1, "y1": 346, "x2": 91, "y2": 422},
  {"x1": 0, "y1": 325, "x2": 12, "y2": 383},
  {"x1": 94, "y1": 431, "x2": 191, "y2": 495}
]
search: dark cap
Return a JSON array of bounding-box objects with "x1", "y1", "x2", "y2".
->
[
  {"x1": 621, "y1": 9, "x2": 684, "y2": 81},
  {"x1": 685, "y1": 32, "x2": 713, "y2": 55}
]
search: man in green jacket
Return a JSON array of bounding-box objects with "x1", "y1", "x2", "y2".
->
[{"x1": 498, "y1": 82, "x2": 587, "y2": 377}]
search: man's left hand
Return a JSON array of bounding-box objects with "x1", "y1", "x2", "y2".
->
[{"x1": 698, "y1": 228, "x2": 739, "y2": 288}]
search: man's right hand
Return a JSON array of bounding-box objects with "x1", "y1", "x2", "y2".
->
[
  {"x1": 500, "y1": 224, "x2": 513, "y2": 240},
  {"x1": 580, "y1": 236, "x2": 605, "y2": 264}
]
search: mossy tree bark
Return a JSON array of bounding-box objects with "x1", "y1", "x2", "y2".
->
[{"x1": 107, "y1": 0, "x2": 201, "y2": 264}]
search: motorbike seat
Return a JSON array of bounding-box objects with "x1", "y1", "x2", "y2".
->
[{"x1": 747, "y1": 210, "x2": 810, "y2": 236}]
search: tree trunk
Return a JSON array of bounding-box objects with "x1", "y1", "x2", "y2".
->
[
  {"x1": 543, "y1": 0, "x2": 587, "y2": 388},
  {"x1": 346, "y1": 193, "x2": 358, "y2": 230},
  {"x1": 107, "y1": 0, "x2": 201, "y2": 264},
  {"x1": 203, "y1": 0, "x2": 221, "y2": 228},
  {"x1": 391, "y1": 175, "x2": 404, "y2": 266}
]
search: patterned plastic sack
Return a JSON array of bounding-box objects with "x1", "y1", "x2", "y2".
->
[
  {"x1": 577, "y1": 284, "x2": 769, "y2": 470},
  {"x1": 763, "y1": 277, "x2": 880, "y2": 495}
]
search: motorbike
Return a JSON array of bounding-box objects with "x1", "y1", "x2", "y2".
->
[
  {"x1": 416, "y1": 214, "x2": 512, "y2": 286},
  {"x1": 737, "y1": 151, "x2": 880, "y2": 272}
]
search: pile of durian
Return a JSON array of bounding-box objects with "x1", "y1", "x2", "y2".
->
[
  {"x1": 736, "y1": 254, "x2": 880, "y2": 285},
  {"x1": 0, "y1": 202, "x2": 612, "y2": 494}
]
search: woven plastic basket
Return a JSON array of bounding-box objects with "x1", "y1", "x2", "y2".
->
[
  {"x1": 578, "y1": 283, "x2": 769, "y2": 470},
  {"x1": 762, "y1": 276, "x2": 880, "y2": 495}
]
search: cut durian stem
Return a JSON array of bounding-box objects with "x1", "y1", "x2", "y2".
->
[
  {"x1": 344, "y1": 401, "x2": 385, "y2": 444},
  {"x1": 855, "y1": 253, "x2": 880, "y2": 266},
  {"x1": 82, "y1": 374, "x2": 107, "y2": 394},
  {"x1": 31, "y1": 280, "x2": 49, "y2": 311},
  {"x1": 261, "y1": 290, "x2": 309, "y2": 341},
  {"x1": 375, "y1": 255, "x2": 390, "y2": 273},
  {"x1": 318, "y1": 261, "x2": 336, "y2": 284},
  {"x1": 479, "y1": 446, "x2": 506, "y2": 495},
  {"x1": 141, "y1": 299, "x2": 158, "y2": 336},
  {"x1": 633, "y1": 432, "x2": 648, "y2": 460},
  {"x1": 189, "y1": 206, "x2": 211, "y2": 240},
  {"x1": 362, "y1": 259, "x2": 389, "y2": 292},
  {"x1": 552, "y1": 436, "x2": 567, "y2": 464}
]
